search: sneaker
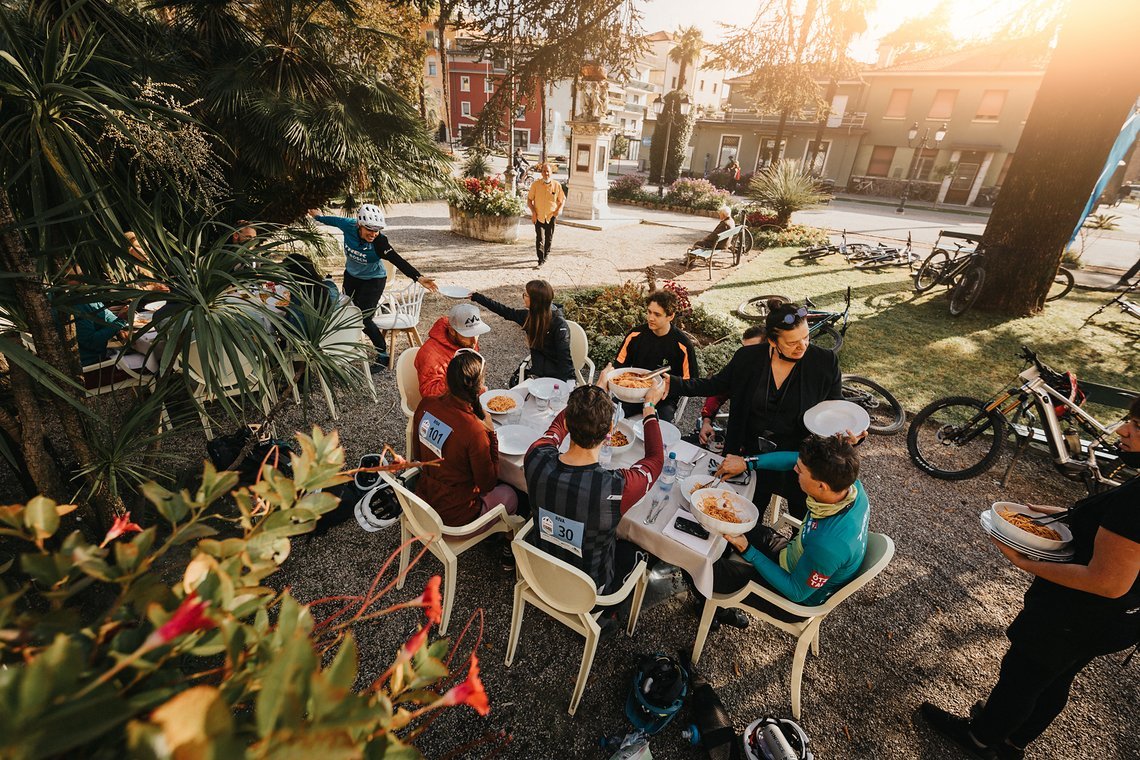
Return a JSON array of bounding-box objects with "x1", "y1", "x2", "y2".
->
[
  {"x1": 500, "y1": 540, "x2": 516, "y2": 570},
  {"x1": 375, "y1": 351, "x2": 390, "y2": 365},
  {"x1": 967, "y1": 703, "x2": 1025, "y2": 760},
  {"x1": 918, "y1": 703, "x2": 998, "y2": 760}
]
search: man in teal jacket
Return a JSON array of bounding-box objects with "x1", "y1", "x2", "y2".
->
[{"x1": 711, "y1": 434, "x2": 868, "y2": 629}]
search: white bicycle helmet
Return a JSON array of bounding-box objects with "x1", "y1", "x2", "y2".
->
[{"x1": 357, "y1": 203, "x2": 386, "y2": 230}]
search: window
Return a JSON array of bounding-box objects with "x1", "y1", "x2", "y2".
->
[
  {"x1": 460, "y1": 101, "x2": 471, "y2": 117},
  {"x1": 620, "y1": 117, "x2": 627, "y2": 128},
  {"x1": 804, "y1": 140, "x2": 831, "y2": 174},
  {"x1": 975, "y1": 89, "x2": 1007, "y2": 121},
  {"x1": 425, "y1": 30, "x2": 435, "y2": 45},
  {"x1": 484, "y1": 79, "x2": 494, "y2": 93},
  {"x1": 699, "y1": 80, "x2": 705, "y2": 91},
  {"x1": 884, "y1": 89, "x2": 911, "y2": 119},
  {"x1": 459, "y1": 76, "x2": 470, "y2": 92},
  {"x1": 427, "y1": 59, "x2": 437, "y2": 77},
  {"x1": 928, "y1": 89, "x2": 957, "y2": 120},
  {"x1": 913, "y1": 147, "x2": 940, "y2": 180},
  {"x1": 671, "y1": 76, "x2": 677, "y2": 89},
  {"x1": 866, "y1": 145, "x2": 896, "y2": 177},
  {"x1": 712, "y1": 83, "x2": 717, "y2": 94}
]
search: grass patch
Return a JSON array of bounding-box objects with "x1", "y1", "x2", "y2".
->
[{"x1": 698, "y1": 248, "x2": 1140, "y2": 414}]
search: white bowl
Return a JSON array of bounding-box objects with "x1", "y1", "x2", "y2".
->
[
  {"x1": 689, "y1": 488, "x2": 759, "y2": 536},
  {"x1": 608, "y1": 421, "x2": 637, "y2": 455},
  {"x1": 990, "y1": 502, "x2": 1072, "y2": 552},
  {"x1": 480, "y1": 389, "x2": 524, "y2": 415},
  {"x1": 607, "y1": 368, "x2": 661, "y2": 404},
  {"x1": 678, "y1": 474, "x2": 716, "y2": 504}
]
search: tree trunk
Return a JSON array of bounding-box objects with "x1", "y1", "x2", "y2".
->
[
  {"x1": 978, "y1": 0, "x2": 1140, "y2": 315},
  {"x1": 807, "y1": 78, "x2": 838, "y2": 172},
  {"x1": 540, "y1": 84, "x2": 548, "y2": 160},
  {"x1": 770, "y1": 110, "x2": 789, "y2": 166},
  {"x1": 436, "y1": 9, "x2": 453, "y2": 147}
]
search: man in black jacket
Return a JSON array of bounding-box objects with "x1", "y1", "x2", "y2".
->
[{"x1": 613, "y1": 290, "x2": 700, "y2": 422}]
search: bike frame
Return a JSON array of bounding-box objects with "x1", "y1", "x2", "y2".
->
[{"x1": 804, "y1": 286, "x2": 851, "y2": 337}]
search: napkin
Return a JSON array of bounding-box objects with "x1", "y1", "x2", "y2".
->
[
  {"x1": 662, "y1": 506, "x2": 720, "y2": 556},
  {"x1": 670, "y1": 440, "x2": 703, "y2": 463}
]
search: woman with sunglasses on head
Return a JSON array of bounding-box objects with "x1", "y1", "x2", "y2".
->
[
  {"x1": 668, "y1": 299, "x2": 844, "y2": 522},
  {"x1": 411, "y1": 349, "x2": 519, "y2": 528},
  {"x1": 469, "y1": 280, "x2": 574, "y2": 383}
]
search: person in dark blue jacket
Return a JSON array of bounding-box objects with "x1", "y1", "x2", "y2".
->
[{"x1": 470, "y1": 280, "x2": 574, "y2": 382}]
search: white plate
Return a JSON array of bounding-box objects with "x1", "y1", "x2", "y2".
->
[
  {"x1": 678, "y1": 474, "x2": 717, "y2": 504},
  {"x1": 690, "y1": 488, "x2": 759, "y2": 536},
  {"x1": 979, "y1": 511, "x2": 1074, "y2": 562},
  {"x1": 804, "y1": 400, "x2": 871, "y2": 437},
  {"x1": 634, "y1": 418, "x2": 680, "y2": 448},
  {"x1": 142, "y1": 300, "x2": 167, "y2": 312},
  {"x1": 496, "y1": 424, "x2": 543, "y2": 457},
  {"x1": 437, "y1": 285, "x2": 472, "y2": 299},
  {"x1": 480, "y1": 389, "x2": 524, "y2": 415},
  {"x1": 527, "y1": 377, "x2": 563, "y2": 400},
  {"x1": 990, "y1": 501, "x2": 1072, "y2": 552}
]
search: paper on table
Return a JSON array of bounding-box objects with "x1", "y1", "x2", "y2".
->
[
  {"x1": 662, "y1": 506, "x2": 720, "y2": 557},
  {"x1": 670, "y1": 440, "x2": 702, "y2": 463}
]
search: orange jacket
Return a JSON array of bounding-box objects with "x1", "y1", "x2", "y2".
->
[{"x1": 414, "y1": 317, "x2": 481, "y2": 399}]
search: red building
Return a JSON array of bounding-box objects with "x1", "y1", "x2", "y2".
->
[{"x1": 448, "y1": 59, "x2": 542, "y2": 151}]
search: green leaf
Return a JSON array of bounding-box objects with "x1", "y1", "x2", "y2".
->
[
  {"x1": 21, "y1": 552, "x2": 70, "y2": 588},
  {"x1": 23, "y1": 496, "x2": 60, "y2": 539},
  {"x1": 142, "y1": 483, "x2": 188, "y2": 524},
  {"x1": 172, "y1": 523, "x2": 219, "y2": 545},
  {"x1": 255, "y1": 633, "x2": 316, "y2": 737},
  {"x1": 326, "y1": 634, "x2": 358, "y2": 690}
]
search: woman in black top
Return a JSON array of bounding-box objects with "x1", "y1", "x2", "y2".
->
[
  {"x1": 920, "y1": 397, "x2": 1140, "y2": 760},
  {"x1": 669, "y1": 300, "x2": 843, "y2": 519},
  {"x1": 470, "y1": 280, "x2": 574, "y2": 381}
]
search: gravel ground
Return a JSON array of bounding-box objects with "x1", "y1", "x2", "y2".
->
[{"x1": 5, "y1": 202, "x2": 1136, "y2": 758}]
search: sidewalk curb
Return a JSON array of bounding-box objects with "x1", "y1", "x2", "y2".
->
[{"x1": 831, "y1": 196, "x2": 992, "y2": 218}]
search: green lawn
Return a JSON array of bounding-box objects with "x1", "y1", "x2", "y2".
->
[{"x1": 698, "y1": 248, "x2": 1140, "y2": 414}]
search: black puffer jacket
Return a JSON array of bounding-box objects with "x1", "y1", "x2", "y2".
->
[{"x1": 470, "y1": 293, "x2": 575, "y2": 381}]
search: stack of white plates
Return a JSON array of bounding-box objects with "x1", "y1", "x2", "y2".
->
[{"x1": 979, "y1": 511, "x2": 1075, "y2": 562}]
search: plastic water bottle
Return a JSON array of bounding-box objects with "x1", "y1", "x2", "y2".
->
[
  {"x1": 551, "y1": 382, "x2": 564, "y2": 412},
  {"x1": 652, "y1": 452, "x2": 678, "y2": 506},
  {"x1": 599, "y1": 435, "x2": 613, "y2": 468}
]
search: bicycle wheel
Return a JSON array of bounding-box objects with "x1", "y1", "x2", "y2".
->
[
  {"x1": 740, "y1": 227, "x2": 755, "y2": 254},
  {"x1": 854, "y1": 250, "x2": 904, "y2": 270},
  {"x1": 844, "y1": 244, "x2": 876, "y2": 262},
  {"x1": 795, "y1": 245, "x2": 834, "y2": 260},
  {"x1": 841, "y1": 375, "x2": 905, "y2": 435},
  {"x1": 1046, "y1": 267, "x2": 1075, "y2": 301},
  {"x1": 949, "y1": 265, "x2": 986, "y2": 316},
  {"x1": 914, "y1": 249, "x2": 949, "y2": 293},
  {"x1": 809, "y1": 323, "x2": 843, "y2": 353},
  {"x1": 906, "y1": 396, "x2": 1006, "y2": 480},
  {"x1": 735, "y1": 294, "x2": 791, "y2": 322}
]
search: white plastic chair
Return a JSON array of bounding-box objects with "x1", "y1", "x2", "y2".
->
[
  {"x1": 184, "y1": 341, "x2": 273, "y2": 440},
  {"x1": 566, "y1": 320, "x2": 596, "y2": 385},
  {"x1": 81, "y1": 355, "x2": 152, "y2": 397},
  {"x1": 691, "y1": 532, "x2": 895, "y2": 718},
  {"x1": 395, "y1": 347, "x2": 421, "y2": 457},
  {"x1": 381, "y1": 472, "x2": 522, "y2": 635},
  {"x1": 374, "y1": 281, "x2": 426, "y2": 368},
  {"x1": 505, "y1": 522, "x2": 649, "y2": 716},
  {"x1": 291, "y1": 304, "x2": 375, "y2": 420}
]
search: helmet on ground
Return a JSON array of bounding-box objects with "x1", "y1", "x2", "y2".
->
[
  {"x1": 357, "y1": 204, "x2": 386, "y2": 231},
  {"x1": 354, "y1": 482, "x2": 400, "y2": 532},
  {"x1": 625, "y1": 653, "x2": 688, "y2": 736}
]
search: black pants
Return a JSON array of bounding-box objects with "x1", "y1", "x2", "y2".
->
[
  {"x1": 343, "y1": 271, "x2": 387, "y2": 352},
  {"x1": 752, "y1": 467, "x2": 807, "y2": 521},
  {"x1": 970, "y1": 601, "x2": 1140, "y2": 749},
  {"x1": 710, "y1": 526, "x2": 805, "y2": 624},
  {"x1": 534, "y1": 219, "x2": 555, "y2": 264}
]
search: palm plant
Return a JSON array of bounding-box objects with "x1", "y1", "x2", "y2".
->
[
  {"x1": 669, "y1": 25, "x2": 703, "y2": 91},
  {"x1": 747, "y1": 160, "x2": 832, "y2": 227}
]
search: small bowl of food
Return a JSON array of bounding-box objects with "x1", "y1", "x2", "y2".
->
[
  {"x1": 679, "y1": 474, "x2": 715, "y2": 505},
  {"x1": 608, "y1": 421, "x2": 636, "y2": 455},
  {"x1": 608, "y1": 368, "x2": 661, "y2": 403},
  {"x1": 990, "y1": 502, "x2": 1073, "y2": 552},
  {"x1": 480, "y1": 389, "x2": 524, "y2": 416},
  {"x1": 690, "y1": 488, "x2": 759, "y2": 536}
]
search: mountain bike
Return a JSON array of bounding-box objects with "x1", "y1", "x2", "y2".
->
[
  {"x1": 794, "y1": 229, "x2": 875, "y2": 261},
  {"x1": 1082, "y1": 279, "x2": 1140, "y2": 328},
  {"x1": 906, "y1": 347, "x2": 1134, "y2": 493},
  {"x1": 915, "y1": 231, "x2": 1075, "y2": 305},
  {"x1": 852, "y1": 232, "x2": 919, "y2": 270},
  {"x1": 735, "y1": 287, "x2": 851, "y2": 353}
]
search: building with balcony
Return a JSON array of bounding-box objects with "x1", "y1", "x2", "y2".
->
[{"x1": 446, "y1": 35, "x2": 543, "y2": 151}]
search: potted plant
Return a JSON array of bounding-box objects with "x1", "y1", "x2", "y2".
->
[{"x1": 447, "y1": 175, "x2": 524, "y2": 243}]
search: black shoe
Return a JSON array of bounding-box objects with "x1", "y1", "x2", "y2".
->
[
  {"x1": 598, "y1": 610, "x2": 620, "y2": 640},
  {"x1": 375, "y1": 351, "x2": 390, "y2": 365},
  {"x1": 967, "y1": 702, "x2": 1025, "y2": 760},
  {"x1": 500, "y1": 540, "x2": 516, "y2": 570},
  {"x1": 710, "y1": 608, "x2": 749, "y2": 632},
  {"x1": 918, "y1": 703, "x2": 998, "y2": 759}
]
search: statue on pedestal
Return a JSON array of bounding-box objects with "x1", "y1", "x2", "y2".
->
[{"x1": 575, "y1": 79, "x2": 608, "y2": 122}]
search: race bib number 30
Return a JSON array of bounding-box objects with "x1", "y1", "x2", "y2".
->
[
  {"x1": 538, "y1": 508, "x2": 584, "y2": 557},
  {"x1": 418, "y1": 412, "x2": 453, "y2": 458}
]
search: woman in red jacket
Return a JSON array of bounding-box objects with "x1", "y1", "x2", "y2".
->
[{"x1": 412, "y1": 349, "x2": 518, "y2": 526}]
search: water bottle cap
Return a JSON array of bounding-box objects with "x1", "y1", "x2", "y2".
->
[{"x1": 668, "y1": 451, "x2": 677, "y2": 459}]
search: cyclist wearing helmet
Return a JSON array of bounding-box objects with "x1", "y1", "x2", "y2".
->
[{"x1": 308, "y1": 204, "x2": 437, "y2": 364}]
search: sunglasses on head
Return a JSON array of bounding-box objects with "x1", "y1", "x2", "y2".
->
[{"x1": 777, "y1": 306, "x2": 809, "y2": 325}]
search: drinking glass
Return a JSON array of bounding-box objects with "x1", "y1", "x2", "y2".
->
[{"x1": 534, "y1": 394, "x2": 549, "y2": 412}]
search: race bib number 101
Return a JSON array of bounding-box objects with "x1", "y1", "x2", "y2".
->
[{"x1": 418, "y1": 412, "x2": 453, "y2": 458}]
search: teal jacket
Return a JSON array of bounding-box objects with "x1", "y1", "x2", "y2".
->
[
  {"x1": 73, "y1": 302, "x2": 126, "y2": 366},
  {"x1": 741, "y1": 451, "x2": 869, "y2": 606}
]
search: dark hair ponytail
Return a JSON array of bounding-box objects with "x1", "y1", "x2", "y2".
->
[
  {"x1": 764, "y1": 298, "x2": 807, "y2": 338},
  {"x1": 446, "y1": 351, "x2": 485, "y2": 418}
]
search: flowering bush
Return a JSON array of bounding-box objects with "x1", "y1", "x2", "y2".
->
[
  {"x1": 448, "y1": 175, "x2": 524, "y2": 217},
  {"x1": 664, "y1": 178, "x2": 731, "y2": 210},
  {"x1": 609, "y1": 173, "x2": 648, "y2": 200},
  {"x1": 752, "y1": 223, "x2": 830, "y2": 249},
  {"x1": 0, "y1": 429, "x2": 490, "y2": 758},
  {"x1": 661, "y1": 280, "x2": 692, "y2": 316},
  {"x1": 745, "y1": 207, "x2": 780, "y2": 227}
]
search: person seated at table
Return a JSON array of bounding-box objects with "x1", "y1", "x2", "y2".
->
[
  {"x1": 469, "y1": 280, "x2": 573, "y2": 384},
  {"x1": 919, "y1": 398, "x2": 1140, "y2": 760},
  {"x1": 231, "y1": 221, "x2": 257, "y2": 246},
  {"x1": 412, "y1": 349, "x2": 519, "y2": 530},
  {"x1": 696, "y1": 325, "x2": 765, "y2": 446},
  {"x1": 524, "y1": 372, "x2": 667, "y2": 606},
  {"x1": 613, "y1": 289, "x2": 699, "y2": 422},
  {"x1": 708, "y1": 434, "x2": 868, "y2": 631},
  {"x1": 123, "y1": 231, "x2": 170, "y2": 293},
  {"x1": 416, "y1": 303, "x2": 490, "y2": 399},
  {"x1": 280, "y1": 252, "x2": 339, "y2": 333},
  {"x1": 64, "y1": 296, "x2": 150, "y2": 389},
  {"x1": 687, "y1": 205, "x2": 735, "y2": 254},
  {"x1": 669, "y1": 300, "x2": 845, "y2": 520}
]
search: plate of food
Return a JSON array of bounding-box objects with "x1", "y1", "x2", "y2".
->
[
  {"x1": 980, "y1": 511, "x2": 1074, "y2": 562},
  {"x1": 689, "y1": 488, "x2": 759, "y2": 536},
  {"x1": 608, "y1": 421, "x2": 636, "y2": 455},
  {"x1": 438, "y1": 285, "x2": 472, "y2": 299},
  {"x1": 803, "y1": 400, "x2": 870, "y2": 438},
  {"x1": 678, "y1": 474, "x2": 717, "y2": 505},
  {"x1": 607, "y1": 368, "x2": 662, "y2": 403},
  {"x1": 480, "y1": 389, "x2": 524, "y2": 415},
  {"x1": 989, "y1": 502, "x2": 1073, "y2": 553},
  {"x1": 495, "y1": 424, "x2": 543, "y2": 457}
]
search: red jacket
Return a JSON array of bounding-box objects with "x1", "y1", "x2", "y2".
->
[
  {"x1": 415, "y1": 317, "x2": 481, "y2": 399},
  {"x1": 412, "y1": 394, "x2": 499, "y2": 526}
]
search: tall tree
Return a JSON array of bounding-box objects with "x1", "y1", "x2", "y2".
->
[
  {"x1": 878, "y1": 0, "x2": 960, "y2": 62},
  {"x1": 806, "y1": 0, "x2": 871, "y2": 172},
  {"x1": 648, "y1": 89, "x2": 695, "y2": 187},
  {"x1": 977, "y1": 0, "x2": 1140, "y2": 315},
  {"x1": 669, "y1": 25, "x2": 703, "y2": 91}
]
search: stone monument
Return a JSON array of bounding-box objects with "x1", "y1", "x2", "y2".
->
[{"x1": 563, "y1": 70, "x2": 615, "y2": 220}]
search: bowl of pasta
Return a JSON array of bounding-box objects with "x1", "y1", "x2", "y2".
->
[
  {"x1": 689, "y1": 488, "x2": 759, "y2": 536},
  {"x1": 990, "y1": 502, "x2": 1073, "y2": 552},
  {"x1": 607, "y1": 368, "x2": 662, "y2": 404},
  {"x1": 608, "y1": 421, "x2": 637, "y2": 455}
]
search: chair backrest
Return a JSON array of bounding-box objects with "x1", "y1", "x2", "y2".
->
[
  {"x1": 380, "y1": 472, "x2": 443, "y2": 539},
  {"x1": 511, "y1": 522, "x2": 601, "y2": 615},
  {"x1": 387, "y1": 282, "x2": 426, "y2": 323},
  {"x1": 566, "y1": 320, "x2": 591, "y2": 383},
  {"x1": 815, "y1": 532, "x2": 895, "y2": 612},
  {"x1": 320, "y1": 304, "x2": 369, "y2": 360},
  {"x1": 396, "y1": 346, "x2": 421, "y2": 418},
  {"x1": 186, "y1": 340, "x2": 251, "y2": 388}
]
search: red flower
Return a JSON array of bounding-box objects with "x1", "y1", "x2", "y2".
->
[
  {"x1": 402, "y1": 623, "x2": 430, "y2": 658},
  {"x1": 439, "y1": 654, "x2": 489, "y2": 715},
  {"x1": 145, "y1": 593, "x2": 215, "y2": 648},
  {"x1": 419, "y1": 576, "x2": 442, "y2": 624},
  {"x1": 100, "y1": 512, "x2": 142, "y2": 548}
]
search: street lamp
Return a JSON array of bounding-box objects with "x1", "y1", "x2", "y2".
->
[
  {"x1": 896, "y1": 121, "x2": 948, "y2": 213},
  {"x1": 652, "y1": 92, "x2": 691, "y2": 197}
]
